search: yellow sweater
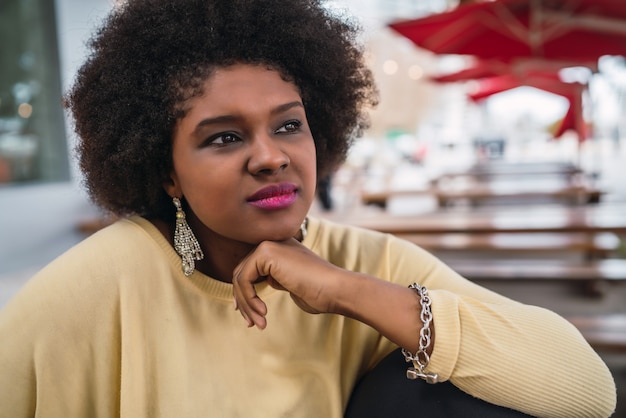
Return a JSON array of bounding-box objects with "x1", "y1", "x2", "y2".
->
[{"x1": 0, "y1": 216, "x2": 616, "y2": 417}]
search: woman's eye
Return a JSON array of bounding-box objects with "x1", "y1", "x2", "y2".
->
[
  {"x1": 209, "y1": 133, "x2": 240, "y2": 145},
  {"x1": 275, "y1": 120, "x2": 302, "y2": 134}
]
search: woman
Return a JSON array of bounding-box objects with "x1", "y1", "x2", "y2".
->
[{"x1": 0, "y1": 0, "x2": 616, "y2": 417}]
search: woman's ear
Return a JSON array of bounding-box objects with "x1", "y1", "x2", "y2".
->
[{"x1": 162, "y1": 171, "x2": 181, "y2": 198}]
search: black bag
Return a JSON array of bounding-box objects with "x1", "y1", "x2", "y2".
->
[{"x1": 345, "y1": 349, "x2": 534, "y2": 417}]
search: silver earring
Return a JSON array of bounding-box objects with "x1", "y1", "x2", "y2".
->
[
  {"x1": 299, "y1": 217, "x2": 308, "y2": 242},
  {"x1": 173, "y1": 197, "x2": 204, "y2": 276}
]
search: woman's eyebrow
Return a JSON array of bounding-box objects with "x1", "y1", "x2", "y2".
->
[
  {"x1": 271, "y1": 101, "x2": 304, "y2": 115},
  {"x1": 193, "y1": 101, "x2": 304, "y2": 134},
  {"x1": 193, "y1": 115, "x2": 240, "y2": 134}
]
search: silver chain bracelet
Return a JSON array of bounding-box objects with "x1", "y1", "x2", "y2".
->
[{"x1": 402, "y1": 283, "x2": 439, "y2": 384}]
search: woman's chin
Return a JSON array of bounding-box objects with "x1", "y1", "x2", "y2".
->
[{"x1": 249, "y1": 227, "x2": 301, "y2": 243}]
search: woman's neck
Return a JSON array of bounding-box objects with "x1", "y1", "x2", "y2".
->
[
  {"x1": 149, "y1": 215, "x2": 307, "y2": 282},
  {"x1": 149, "y1": 217, "x2": 253, "y2": 282}
]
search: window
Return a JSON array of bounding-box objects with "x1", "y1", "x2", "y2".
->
[{"x1": 0, "y1": 0, "x2": 69, "y2": 185}]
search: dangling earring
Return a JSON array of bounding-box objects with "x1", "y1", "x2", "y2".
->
[
  {"x1": 172, "y1": 197, "x2": 204, "y2": 276},
  {"x1": 299, "y1": 217, "x2": 308, "y2": 242}
]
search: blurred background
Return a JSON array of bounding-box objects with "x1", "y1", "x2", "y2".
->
[{"x1": 1, "y1": 0, "x2": 625, "y2": 413}]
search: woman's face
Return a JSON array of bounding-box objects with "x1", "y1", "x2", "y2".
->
[{"x1": 165, "y1": 64, "x2": 317, "y2": 246}]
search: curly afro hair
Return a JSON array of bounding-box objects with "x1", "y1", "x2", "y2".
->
[{"x1": 65, "y1": 0, "x2": 378, "y2": 220}]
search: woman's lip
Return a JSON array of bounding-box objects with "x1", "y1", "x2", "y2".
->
[
  {"x1": 247, "y1": 183, "x2": 299, "y2": 210},
  {"x1": 248, "y1": 183, "x2": 298, "y2": 201}
]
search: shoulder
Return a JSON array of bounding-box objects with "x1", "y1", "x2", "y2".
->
[
  {"x1": 308, "y1": 216, "x2": 430, "y2": 254},
  {"x1": 306, "y1": 216, "x2": 440, "y2": 278},
  {"x1": 53, "y1": 216, "x2": 167, "y2": 271},
  {"x1": 77, "y1": 216, "x2": 165, "y2": 259},
  {"x1": 0, "y1": 218, "x2": 166, "y2": 411},
  {"x1": 29, "y1": 217, "x2": 164, "y2": 286},
  {"x1": 1, "y1": 216, "x2": 170, "y2": 323}
]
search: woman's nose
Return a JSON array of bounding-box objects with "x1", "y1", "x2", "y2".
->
[{"x1": 247, "y1": 134, "x2": 290, "y2": 175}]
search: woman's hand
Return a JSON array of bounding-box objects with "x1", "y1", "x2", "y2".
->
[
  {"x1": 231, "y1": 238, "x2": 429, "y2": 357},
  {"x1": 232, "y1": 238, "x2": 342, "y2": 329}
]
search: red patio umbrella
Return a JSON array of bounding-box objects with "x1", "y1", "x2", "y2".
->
[
  {"x1": 467, "y1": 73, "x2": 582, "y2": 100},
  {"x1": 431, "y1": 57, "x2": 591, "y2": 141},
  {"x1": 430, "y1": 57, "x2": 596, "y2": 83},
  {"x1": 467, "y1": 74, "x2": 587, "y2": 141},
  {"x1": 552, "y1": 99, "x2": 585, "y2": 139},
  {"x1": 466, "y1": 74, "x2": 526, "y2": 101},
  {"x1": 389, "y1": 0, "x2": 626, "y2": 63}
]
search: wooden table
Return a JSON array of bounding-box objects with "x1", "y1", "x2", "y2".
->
[
  {"x1": 434, "y1": 184, "x2": 603, "y2": 207},
  {"x1": 400, "y1": 232, "x2": 620, "y2": 259},
  {"x1": 361, "y1": 160, "x2": 601, "y2": 207},
  {"x1": 331, "y1": 203, "x2": 626, "y2": 300},
  {"x1": 361, "y1": 185, "x2": 604, "y2": 208},
  {"x1": 434, "y1": 161, "x2": 584, "y2": 182},
  {"x1": 567, "y1": 314, "x2": 626, "y2": 352},
  {"x1": 448, "y1": 259, "x2": 626, "y2": 282},
  {"x1": 362, "y1": 178, "x2": 603, "y2": 208},
  {"x1": 339, "y1": 204, "x2": 626, "y2": 235}
]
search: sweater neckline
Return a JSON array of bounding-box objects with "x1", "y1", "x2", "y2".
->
[{"x1": 124, "y1": 216, "x2": 319, "y2": 301}]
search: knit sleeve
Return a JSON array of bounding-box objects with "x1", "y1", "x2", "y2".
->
[
  {"x1": 0, "y1": 258, "x2": 122, "y2": 418},
  {"x1": 0, "y1": 223, "x2": 140, "y2": 418},
  {"x1": 386, "y1": 236, "x2": 617, "y2": 418},
  {"x1": 0, "y1": 292, "x2": 37, "y2": 417}
]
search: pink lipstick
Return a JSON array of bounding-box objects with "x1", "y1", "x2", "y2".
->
[{"x1": 247, "y1": 183, "x2": 298, "y2": 210}]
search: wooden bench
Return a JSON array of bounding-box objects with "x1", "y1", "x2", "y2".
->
[
  {"x1": 567, "y1": 314, "x2": 626, "y2": 352},
  {"x1": 436, "y1": 184, "x2": 604, "y2": 207},
  {"x1": 447, "y1": 259, "x2": 626, "y2": 297},
  {"x1": 361, "y1": 184, "x2": 605, "y2": 208},
  {"x1": 448, "y1": 259, "x2": 626, "y2": 282},
  {"x1": 360, "y1": 188, "x2": 432, "y2": 207},
  {"x1": 343, "y1": 204, "x2": 626, "y2": 235},
  {"x1": 399, "y1": 232, "x2": 620, "y2": 260},
  {"x1": 433, "y1": 161, "x2": 584, "y2": 183}
]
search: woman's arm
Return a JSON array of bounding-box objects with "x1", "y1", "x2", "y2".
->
[{"x1": 232, "y1": 230, "x2": 616, "y2": 417}]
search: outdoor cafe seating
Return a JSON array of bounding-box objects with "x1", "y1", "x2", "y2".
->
[{"x1": 360, "y1": 160, "x2": 605, "y2": 208}]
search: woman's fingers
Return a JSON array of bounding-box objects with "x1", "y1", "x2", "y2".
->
[
  {"x1": 234, "y1": 290, "x2": 267, "y2": 329},
  {"x1": 232, "y1": 239, "x2": 340, "y2": 327},
  {"x1": 232, "y1": 242, "x2": 283, "y2": 329},
  {"x1": 232, "y1": 266, "x2": 268, "y2": 328}
]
